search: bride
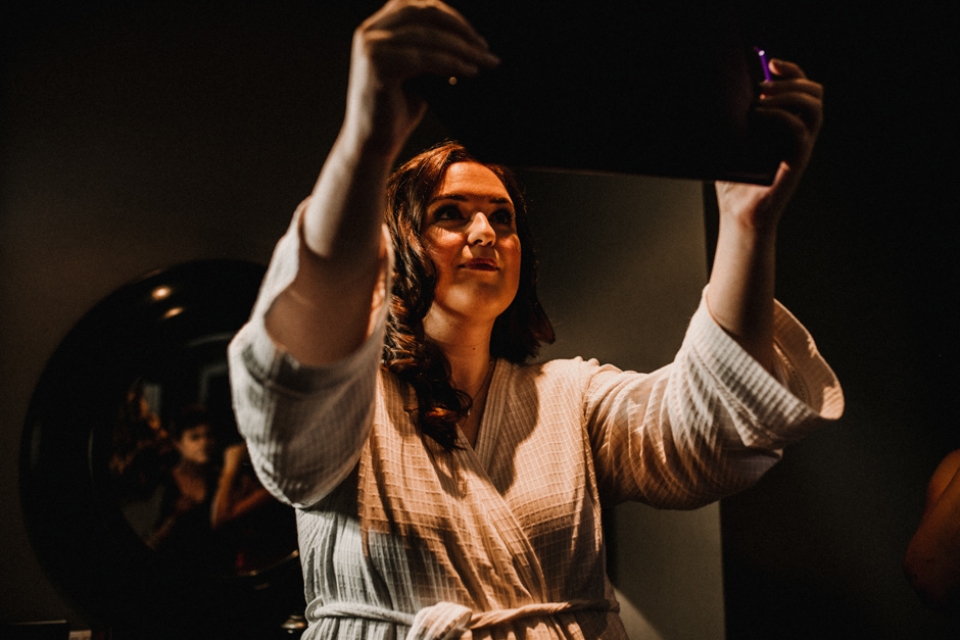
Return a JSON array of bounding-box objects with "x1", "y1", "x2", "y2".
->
[{"x1": 229, "y1": 1, "x2": 843, "y2": 638}]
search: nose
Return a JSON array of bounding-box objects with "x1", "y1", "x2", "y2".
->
[{"x1": 467, "y1": 212, "x2": 495, "y2": 246}]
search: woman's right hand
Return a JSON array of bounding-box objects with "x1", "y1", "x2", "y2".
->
[
  {"x1": 344, "y1": 0, "x2": 499, "y2": 158},
  {"x1": 222, "y1": 442, "x2": 249, "y2": 472},
  {"x1": 267, "y1": 1, "x2": 495, "y2": 366}
]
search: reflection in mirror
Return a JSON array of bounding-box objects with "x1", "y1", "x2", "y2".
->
[
  {"x1": 20, "y1": 260, "x2": 304, "y2": 639},
  {"x1": 111, "y1": 343, "x2": 298, "y2": 578}
]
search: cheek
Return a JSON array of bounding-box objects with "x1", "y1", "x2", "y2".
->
[
  {"x1": 423, "y1": 232, "x2": 459, "y2": 270},
  {"x1": 504, "y1": 239, "x2": 523, "y2": 279}
]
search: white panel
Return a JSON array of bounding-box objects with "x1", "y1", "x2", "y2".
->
[{"x1": 519, "y1": 170, "x2": 723, "y2": 639}]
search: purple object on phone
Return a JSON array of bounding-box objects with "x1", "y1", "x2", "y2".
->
[{"x1": 753, "y1": 46, "x2": 772, "y2": 82}]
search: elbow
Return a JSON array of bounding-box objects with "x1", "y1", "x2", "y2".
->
[
  {"x1": 253, "y1": 447, "x2": 361, "y2": 509},
  {"x1": 904, "y1": 538, "x2": 960, "y2": 611},
  {"x1": 210, "y1": 504, "x2": 232, "y2": 530}
]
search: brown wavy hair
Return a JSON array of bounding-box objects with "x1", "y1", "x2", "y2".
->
[{"x1": 382, "y1": 141, "x2": 554, "y2": 450}]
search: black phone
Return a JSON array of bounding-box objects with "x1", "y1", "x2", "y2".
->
[{"x1": 413, "y1": 1, "x2": 781, "y2": 185}]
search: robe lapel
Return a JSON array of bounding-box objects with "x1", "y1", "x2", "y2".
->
[
  {"x1": 455, "y1": 361, "x2": 551, "y2": 602},
  {"x1": 359, "y1": 365, "x2": 552, "y2": 610}
]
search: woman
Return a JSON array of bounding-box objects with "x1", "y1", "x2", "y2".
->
[
  {"x1": 147, "y1": 405, "x2": 220, "y2": 571},
  {"x1": 228, "y1": 1, "x2": 843, "y2": 638},
  {"x1": 211, "y1": 441, "x2": 298, "y2": 574}
]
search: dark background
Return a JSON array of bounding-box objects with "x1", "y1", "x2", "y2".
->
[
  {"x1": 2, "y1": 1, "x2": 958, "y2": 638},
  {"x1": 723, "y1": 2, "x2": 959, "y2": 638}
]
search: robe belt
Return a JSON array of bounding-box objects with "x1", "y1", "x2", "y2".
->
[{"x1": 306, "y1": 597, "x2": 617, "y2": 640}]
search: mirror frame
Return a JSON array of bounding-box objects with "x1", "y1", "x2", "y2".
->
[{"x1": 20, "y1": 259, "x2": 304, "y2": 639}]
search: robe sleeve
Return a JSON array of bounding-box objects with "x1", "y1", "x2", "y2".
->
[
  {"x1": 227, "y1": 200, "x2": 390, "y2": 509},
  {"x1": 584, "y1": 292, "x2": 844, "y2": 509}
]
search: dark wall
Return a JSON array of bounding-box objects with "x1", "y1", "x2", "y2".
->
[{"x1": 721, "y1": 2, "x2": 959, "y2": 638}]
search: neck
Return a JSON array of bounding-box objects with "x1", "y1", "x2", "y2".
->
[
  {"x1": 427, "y1": 328, "x2": 494, "y2": 450},
  {"x1": 423, "y1": 313, "x2": 495, "y2": 393}
]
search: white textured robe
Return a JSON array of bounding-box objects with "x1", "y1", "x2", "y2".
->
[{"x1": 228, "y1": 207, "x2": 844, "y2": 639}]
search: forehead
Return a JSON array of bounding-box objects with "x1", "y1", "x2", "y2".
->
[{"x1": 432, "y1": 162, "x2": 512, "y2": 203}]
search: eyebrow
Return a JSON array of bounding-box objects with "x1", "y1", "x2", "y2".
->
[{"x1": 428, "y1": 193, "x2": 513, "y2": 206}]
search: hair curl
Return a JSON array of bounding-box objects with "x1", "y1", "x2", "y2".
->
[{"x1": 382, "y1": 141, "x2": 554, "y2": 450}]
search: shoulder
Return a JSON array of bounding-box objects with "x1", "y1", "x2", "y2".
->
[
  {"x1": 375, "y1": 366, "x2": 407, "y2": 408},
  {"x1": 502, "y1": 356, "x2": 618, "y2": 397},
  {"x1": 508, "y1": 356, "x2": 592, "y2": 380}
]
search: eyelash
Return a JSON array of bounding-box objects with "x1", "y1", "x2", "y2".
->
[
  {"x1": 433, "y1": 206, "x2": 514, "y2": 225},
  {"x1": 434, "y1": 206, "x2": 463, "y2": 221}
]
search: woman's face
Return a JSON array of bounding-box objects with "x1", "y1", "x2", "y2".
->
[
  {"x1": 175, "y1": 423, "x2": 214, "y2": 466},
  {"x1": 421, "y1": 161, "x2": 522, "y2": 329}
]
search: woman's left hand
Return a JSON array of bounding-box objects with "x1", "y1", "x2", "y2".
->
[
  {"x1": 706, "y1": 59, "x2": 822, "y2": 371},
  {"x1": 715, "y1": 59, "x2": 824, "y2": 233}
]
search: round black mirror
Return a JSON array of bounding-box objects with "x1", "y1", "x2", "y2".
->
[{"x1": 20, "y1": 260, "x2": 304, "y2": 640}]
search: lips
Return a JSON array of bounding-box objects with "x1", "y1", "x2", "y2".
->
[{"x1": 462, "y1": 258, "x2": 497, "y2": 271}]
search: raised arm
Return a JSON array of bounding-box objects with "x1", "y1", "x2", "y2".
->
[
  {"x1": 708, "y1": 59, "x2": 824, "y2": 371},
  {"x1": 229, "y1": 1, "x2": 498, "y2": 507},
  {"x1": 265, "y1": 0, "x2": 498, "y2": 365},
  {"x1": 210, "y1": 443, "x2": 274, "y2": 530}
]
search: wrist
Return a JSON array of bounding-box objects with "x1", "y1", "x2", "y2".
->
[
  {"x1": 342, "y1": 86, "x2": 420, "y2": 165},
  {"x1": 715, "y1": 216, "x2": 778, "y2": 265},
  {"x1": 337, "y1": 114, "x2": 404, "y2": 169}
]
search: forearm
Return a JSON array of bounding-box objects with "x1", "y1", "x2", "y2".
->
[
  {"x1": 706, "y1": 59, "x2": 823, "y2": 373},
  {"x1": 210, "y1": 464, "x2": 240, "y2": 529},
  {"x1": 590, "y1": 297, "x2": 843, "y2": 508},
  {"x1": 228, "y1": 140, "x2": 392, "y2": 507},
  {"x1": 265, "y1": 131, "x2": 395, "y2": 367},
  {"x1": 263, "y1": 0, "x2": 497, "y2": 366},
  {"x1": 228, "y1": 297, "x2": 384, "y2": 508},
  {"x1": 706, "y1": 216, "x2": 777, "y2": 372},
  {"x1": 212, "y1": 468, "x2": 273, "y2": 528}
]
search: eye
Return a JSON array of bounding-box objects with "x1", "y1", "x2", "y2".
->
[
  {"x1": 432, "y1": 205, "x2": 464, "y2": 222},
  {"x1": 490, "y1": 208, "x2": 515, "y2": 226}
]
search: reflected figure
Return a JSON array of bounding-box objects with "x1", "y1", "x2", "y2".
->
[
  {"x1": 212, "y1": 442, "x2": 298, "y2": 574},
  {"x1": 146, "y1": 404, "x2": 220, "y2": 572},
  {"x1": 110, "y1": 384, "x2": 173, "y2": 504},
  {"x1": 905, "y1": 448, "x2": 960, "y2": 613},
  {"x1": 18, "y1": 259, "x2": 307, "y2": 636},
  {"x1": 112, "y1": 378, "x2": 299, "y2": 578},
  {"x1": 212, "y1": 442, "x2": 269, "y2": 530}
]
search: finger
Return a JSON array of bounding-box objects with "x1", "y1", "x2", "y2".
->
[
  {"x1": 370, "y1": 37, "x2": 488, "y2": 82},
  {"x1": 367, "y1": 0, "x2": 489, "y2": 51},
  {"x1": 760, "y1": 78, "x2": 823, "y2": 101},
  {"x1": 386, "y1": 24, "x2": 499, "y2": 69},
  {"x1": 758, "y1": 91, "x2": 823, "y2": 131},
  {"x1": 754, "y1": 106, "x2": 816, "y2": 163},
  {"x1": 767, "y1": 58, "x2": 807, "y2": 80},
  {"x1": 382, "y1": 46, "x2": 482, "y2": 81},
  {"x1": 759, "y1": 77, "x2": 824, "y2": 101},
  {"x1": 756, "y1": 106, "x2": 813, "y2": 139}
]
